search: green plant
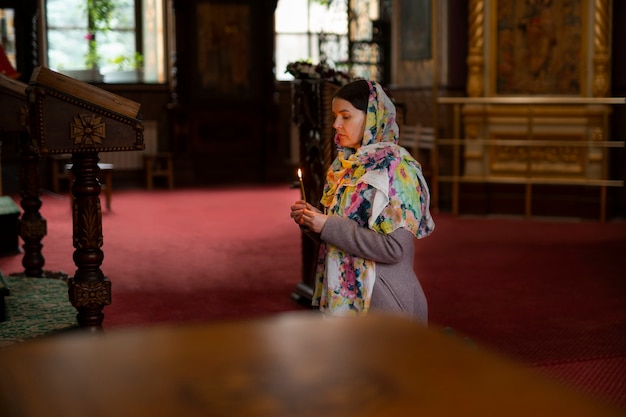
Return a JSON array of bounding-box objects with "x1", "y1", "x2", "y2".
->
[
  {"x1": 110, "y1": 52, "x2": 144, "y2": 71},
  {"x1": 87, "y1": 0, "x2": 115, "y2": 31},
  {"x1": 84, "y1": 0, "x2": 116, "y2": 69}
]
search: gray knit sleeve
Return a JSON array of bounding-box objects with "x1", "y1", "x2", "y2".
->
[{"x1": 319, "y1": 215, "x2": 414, "y2": 264}]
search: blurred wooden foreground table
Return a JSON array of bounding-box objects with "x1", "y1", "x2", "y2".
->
[{"x1": 0, "y1": 312, "x2": 622, "y2": 417}]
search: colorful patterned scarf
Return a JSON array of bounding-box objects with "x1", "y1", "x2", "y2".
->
[{"x1": 312, "y1": 81, "x2": 435, "y2": 316}]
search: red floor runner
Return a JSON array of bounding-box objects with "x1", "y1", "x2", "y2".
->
[{"x1": 1, "y1": 186, "x2": 625, "y2": 409}]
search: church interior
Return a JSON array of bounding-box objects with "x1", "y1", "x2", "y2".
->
[
  {"x1": 0, "y1": 0, "x2": 625, "y2": 415},
  {"x1": 0, "y1": 0, "x2": 624, "y2": 219}
]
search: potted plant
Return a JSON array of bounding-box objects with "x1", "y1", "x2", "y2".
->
[
  {"x1": 63, "y1": 0, "x2": 114, "y2": 81},
  {"x1": 85, "y1": 0, "x2": 116, "y2": 69},
  {"x1": 103, "y1": 52, "x2": 144, "y2": 83}
]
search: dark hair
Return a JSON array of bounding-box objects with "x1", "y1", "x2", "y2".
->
[{"x1": 333, "y1": 79, "x2": 369, "y2": 112}]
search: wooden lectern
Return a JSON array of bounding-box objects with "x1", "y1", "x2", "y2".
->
[
  {"x1": 27, "y1": 67, "x2": 144, "y2": 329},
  {"x1": 0, "y1": 74, "x2": 26, "y2": 132},
  {"x1": 0, "y1": 74, "x2": 26, "y2": 197},
  {"x1": 0, "y1": 73, "x2": 49, "y2": 278}
]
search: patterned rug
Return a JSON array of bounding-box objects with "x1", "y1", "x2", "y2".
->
[{"x1": 0, "y1": 273, "x2": 78, "y2": 348}]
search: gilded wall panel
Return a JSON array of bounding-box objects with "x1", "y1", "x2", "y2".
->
[
  {"x1": 488, "y1": 133, "x2": 586, "y2": 176},
  {"x1": 459, "y1": 0, "x2": 613, "y2": 184},
  {"x1": 492, "y1": 0, "x2": 586, "y2": 96},
  {"x1": 460, "y1": 104, "x2": 611, "y2": 180}
]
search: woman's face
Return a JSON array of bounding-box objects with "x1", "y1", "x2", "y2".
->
[{"x1": 332, "y1": 97, "x2": 366, "y2": 149}]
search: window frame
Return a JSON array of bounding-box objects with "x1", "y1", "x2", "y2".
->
[
  {"x1": 40, "y1": 0, "x2": 167, "y2": 84},
  {"x1": 274, "y1": 0, "x2": 349, "y2": 81},
  {"x1": 274, "y1": 0, "x2": 386, "y2": 83}
]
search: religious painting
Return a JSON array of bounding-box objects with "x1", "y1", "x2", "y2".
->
[
  {"x1": 400, "y1": 0, "x2": 431, "y2": 60},
  {"x1": 195, "y1": 2, "x2": 250, "y2": 98},
  {"x1": 495, "y1": 0, "x2": 584, "y2": 95}
]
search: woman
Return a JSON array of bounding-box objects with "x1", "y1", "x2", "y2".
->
[{"x1": 290, "y1": 79, "x2": 435, "y2": 323}]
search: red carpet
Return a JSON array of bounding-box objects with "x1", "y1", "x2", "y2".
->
[
  {"x1": 0, "y1": 187, "x2": 309, "y2": 327},
  {"x1": 412, "y1": 212, "x2": 626, "y2": 410},
  {"x1": 416, "y1": 214, "x2": 626, "y2": 364},
  {"x1": 1, "y1": 185, "x2": 625, "y2": 410}
]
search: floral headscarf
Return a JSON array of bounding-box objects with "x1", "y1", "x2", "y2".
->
[{"x1": 312, "y1": 80, "x2": 435, "y2": 316}]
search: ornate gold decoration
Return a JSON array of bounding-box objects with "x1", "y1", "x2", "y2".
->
[
  {"x1": 466, "y1": 123, "x2": 479, "y2": 139},
  {"x1": 591, "y1": 127, "x2": 603, "y2": 141},
  {"x1": 490, "y1": 140, "x2": 585, "y2": 175},
  {"x1": 69, "y1": 279, "x2": 112, "y2": 307},
  {"x1": 463, "y1": 123, "x2": 483, "y2": 159},
  {"x1": 494, "y1": 146, "x2": 582, "y2": 164},
  {"x1": 70, "y1": 113, "x2": 106, "y2": 147},
  {"x1": 592, "y1": 0, "x2": 610, "y2": 97},
  {"x1": 466, "y1": 0, "x2": 484, "y2": 97}
]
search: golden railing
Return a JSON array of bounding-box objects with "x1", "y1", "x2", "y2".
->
[{"x1": 435, "y1": 97, "x2": 626, "y2": 221}]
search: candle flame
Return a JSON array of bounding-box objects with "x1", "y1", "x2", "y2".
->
[{"x1": 297, "y1": 168, "x2": 306, "y2": 201}]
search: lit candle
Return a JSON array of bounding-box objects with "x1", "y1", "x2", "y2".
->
[{"x1": 297, "y1": 168, "x2": 306, "y2": 202}]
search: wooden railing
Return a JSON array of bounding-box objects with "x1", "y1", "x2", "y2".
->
[{"x1": 435, "y1": 97, "x2": 626, "y2": 221}]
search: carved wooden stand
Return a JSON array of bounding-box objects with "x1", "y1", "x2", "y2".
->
[
  {"x1": 27, "y1": 67, "x2": 143, "y2": 330},
  {"x1": 18, "y1": 130, "x2": 47, "y2": 277},
  {"x1": 0, "y1": 74, "x2": 50, "y2": 278},
  {"x1": 68, "y1": 153, "x2": 110, "y2": 328}
]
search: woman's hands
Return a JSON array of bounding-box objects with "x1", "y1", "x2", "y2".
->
[{"x1": 290, "y1": 200, "x2": 328, "y2": 233}]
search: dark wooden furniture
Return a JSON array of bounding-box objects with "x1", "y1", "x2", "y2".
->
[
  {"x1": 168, "y1": 0, "x2": 277, "y2": 185},
  {"x1": 66, "y1": 163, "x2": 114, "y2": 211},
  {"x1": 27, "y1": 66, "x2": 143, "y2": 330},
  {"x1": 0, "y1": 311, "x2": 623, "y2": 417},
  {"x1": 0, "y1": 73, "x2": 48, "y2": 277},
  {"x1": 143, "y1": 152, "x2": 174, "y2": 189},
  {"x1": 291, "y1": 80, "x2": 339, "y2": 303},
  {"x1": 48, "y1": 154, "x2": 71, "y2": 193},
  {"x1": 0, "y1": 195, "x2": 19, "y2": 257}
]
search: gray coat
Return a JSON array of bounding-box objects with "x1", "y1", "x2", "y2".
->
[{"x1": 315, "y1": 215, "x2": 428, "y2": 324}]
